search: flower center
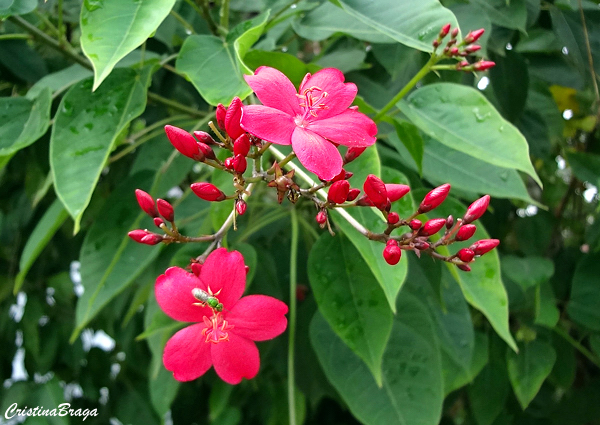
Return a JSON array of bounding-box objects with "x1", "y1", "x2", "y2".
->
[
  {"x1": 295, "y1": 86, "x2": 329, "y2": 126},
  {"x1": 202, "y1": 312, "x2": 233, "y2": 344}
]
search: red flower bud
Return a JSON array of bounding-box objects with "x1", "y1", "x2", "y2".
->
[
  {"x1": 418, "y1": 183, "x2": 450, "y2": 213},
  {"x1": 328, "y1": 168, "x2": 352, "y2": 183},
  {"x1": 457, "y1": 264, "x2": 471, "y2": 272},
  {"x1": 451, "y1": 28, "x2": 459, "y2": 38},
  {"x1": 316, "y1": 210, "x2": 327, "y2": 226},
  {"x1": 236, "y1": 199, "x2": 247, "y2": 215},
  {"x1": 153, "y1": 217, "x2": 164, "y2": 228},
  {"x1": 157, "y1": 199, "x2": 175, "y2": 222},
  {"x1": 224, "y1": 157, "x2": 234, "y2": 169},
  {"x1": 385, "y1": 184, "x2": 410, "y2": 202},
  {"x1": 224, "y1": 97, "x2": 244, "y2": 140},
  {"x1": 470, "y1": 239, "x2": 500, "y2": 256},
  {"x1": 464, "y1": 28, "x2": 485, "y2": 44},
  {"x1": 383, "y1": 244, "x2": 401, "y2": 265},
  {"x1": 473, "y1": 61, "x2": 495, "y2": 71},
  {"x1": 455, "y1": 224, "x2": 477, "y2": 241},
  {"x1": 216, "y1": 104, "x2": 227, "y2": 130},
  {"x1": 465, "y1": 45, "x2": 481, "y2": 54},
  {"x1": 346, "y1": 188, "x2": 361, "y2": 202},
  {"x1": 387, "y1": 212, "x2": 400, "y2": 224},
  {"x1": 463, "y1": 195, "x2": 490, "y2": 224},
  {"x1": 457, "y1": 248, "x2": 475, "y2": 263},
  {"x1": 355, "y1": 195, "x2": 374, "y2": 207},
  {"x1": 414, "y1": 241, "x2": 430, "y2": 250},
  {"x1": 128, "y1": 229, "x2": 162, "y2": 245},
  {"x1": 386, "y1": 239, "x2": 398, "y2": 246},
  {"x1": 328, "y1": 180, "x2": 350, "y2": 204},
  {"x1": 450, "y1": 46, "x2": 459, "y2": 56},
  {"x1": 456, "y1": 60, "x2": 470, "y2": 70},
  {"x1": 446, "y1": 215, "x2": 454, "y2": 229},
  {"x1": 193, "y1": 130, "x2": 217, "y2": 146},
  {"x1": 364, "y1": 174, "x2": 388, "y2": 210},
  {"x1": 135, "y1": 189, "x2": 158, "y2": 217},
  {"x1": 190, "y1": 182, "x2": 226, "y2": 202},
  {"x1": 409, "y1": 219, "x2": 422, "y2": 231},
  {"x1": 432, "y1": 39, "x2": 440, "y2": 48},
  {"x1": 344, "y1": 147, "x2": 367, "y2": 164},
  {"x1": 439, "y1": 23, "x2": 451, "y2": 38},
  {"x1": 420, "y1": 218, "x2": 446, "y2": 236},
  {"x1": 233, "y1": 134, "x2": 251, "y2": 157},
  {"x1": 164, "y1": 125, "x2": 203, "y2": 161},
  {"x1": 233, "y1": 154, "x2": 247, "y2": 173}
]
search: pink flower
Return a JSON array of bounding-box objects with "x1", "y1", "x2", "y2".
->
[
  {"x1": 155, "y1": 248, "x2": 288, "y2": 384},
  {"x1": 240, "y1": 66, "x2": 377, "y2": 180}
]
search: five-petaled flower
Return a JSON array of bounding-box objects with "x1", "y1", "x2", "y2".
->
[
  {"x1": 240, "y1": 66, "x2": 377, "y2": 181},
  {"x1": 155, "y1": 248, "x2": 288, "y2": 384}
]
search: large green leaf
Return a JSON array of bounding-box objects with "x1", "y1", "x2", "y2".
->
[
  {"x1": 501, "y1": 255, "x2": 554, "y2": 292},
  {"x1": 567, "y1": 253, "x2": 600, "y2": 331},
  {"x1": 490, "y1": 50, "x2": 530, "y2": 122},
  {"x1": 80, "y1": 0, "x2": 175, "y2": 90},
  {"x1": 331, "y1": 149, "x2": 415, "y2": 312},
  {"x1": 471, "y1": 0, "x2": 527, "y2": 32},
  {"x1": 310, "y1": 292, "x2": 443, "y2": 425},
  {"x1": 0, "y1": 87, "x2": 51, "y2": 156},
  {"x1": 425, "y1": 195, "x2": 517, "y2": 351},
  {"x1": 400, "y1": 83, "x2": 542, "y2": 188},
  {"x1": 331, "y1": 0, "x2": 458, "y2": 52},
  {"x1": 176, "y1": 12, "x2": 269, "y2": 106},
  {"x1": 507, "y1": 340, "x2": 556, "y2": 409},
  {"x1": 15, "y1": 199, "x2": 69, "y2": 294},
  {"x1": 73, "y1": 171, "x2": 162, "y2": 342},
  {"x1": 468, "y1": 362, "x2": 510, "y2": 425},
  {"x1": 0, "y1": 0, "x2": 37, "y2": 18},
  {"x1": 566, "y1": 150, "x2": 600, "y2": 185},
  {"x1": 308, "y1": 233, "x2": 393, "y2": 386},
  {"x1": 51, "y1": 68, "x2": 151, "y2": 233}
]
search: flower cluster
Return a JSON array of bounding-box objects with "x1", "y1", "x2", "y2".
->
[{"x1": 432, "y1": 24, "x2": 495, "y2": 72}]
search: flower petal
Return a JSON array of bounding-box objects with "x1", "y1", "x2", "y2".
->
[
  {"x1": 307, "y1": 109, "x2": 377, "y2": 147},
  {"x1": 227, "y1": 295, "x2": 288, "y2": 341},
  {"x1": 299, "y1": 68, "x2": 357, "y2": 120},
  {"x1": 244, "y1": 66, "x2": 301, "y2": 116},
  {"x1": 199, "y1": 248, "x2": 246, "y2": 309},
  {"x1": 240, "y1": 105, "x2": 295, "y2": 145},
  {"x1": 292, "y1": 127, "x2": 343, "y2": 181},
  {"x1": 211, "y1": 333, "x2": 259, "y2": 384},
  {"x1": 156, "y1": 267, "x2": 211, "y2": 322},
  {"x1": 163, "y1": 323, "x2": 212, "y2": 382}
]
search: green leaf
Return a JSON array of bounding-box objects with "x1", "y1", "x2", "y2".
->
[
  {"x1": 176, "y1": 12, "x2": 269, "y2": 106},
  {"x1": 450, "y1": 3, "x2": 491, "y2": 57},
  {"x1": 331, "y1": 148, "x2": 415, "y2": 312},
  {"x1": 425, "y1": 195, "x2": 517, "y2": 351},
  {"x1": 565, "y1": 150, "x2": 600, "y2": 185},
  {"x1": 331, "y1": 0, "x2": 458, "y2": 52},
  {"x1": 244, "y1": 50, "x2": 310, "y2": 87},
  {"x1": 51, "y1": 68, "x2": 151, "y2": 233},
  {"x1": 390, "y1": 120, "x2": 424, "y2": 175},
  {"x1": 535, "y1": 281, "x2": 560, "y2": 328},
  {"x1": 0, "y1": 0, "x2": 37, "y2": 19},
  {"x1": 28, "y1": 64, "x2": 93, "y2": 99},
  {"x1": 80, "y1": 0, "x2": 175, "y2": 90},
  {"x1": 0, "y1": 87, "x2": 51, "y2": 156},
  {"x1": 72, "y1": 171, "x2": 162, "y2": 342},
  {"x1": 501, "y1": 255, "x2": 554, "y2": 291},
  {"x1": 400, "y1": 83, "x2": 542, "y2": 188},
  {"x1": 471, "y1": 0, "x2": 527, "y2": 32},
  {"x1": 567, "y1": 253, "x2": 600, "y2": 331},
  {"x1": 468, "y1": 362, "x2": 510, "y2": 425},
  {"x1": 15, "y1": 199, "x2": 69, "y2": 294},
  {"x1": 490, "y1": 50, "x2": 529, "y2": 122},
  {"x1": 308, "y1": 233, "x2": 393, "y2": 386},
  {"x1": 310, "y1": 292, "x2": 443, "y2": 425},
  {"x1": 507, "y1": 340, "x2": 556, "y2": 409}
]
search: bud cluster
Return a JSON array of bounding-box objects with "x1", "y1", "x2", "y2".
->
[{"x1": 431, "y1": 24, "x2": 495, "y2": 73}]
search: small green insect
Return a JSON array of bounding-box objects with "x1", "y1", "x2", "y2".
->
[{"x1": 192, "y1": 288, "x2": 224, "y2": 312}]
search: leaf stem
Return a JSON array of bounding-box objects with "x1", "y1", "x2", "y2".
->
[
  {"x1": 147, "y1": 92, "x2": 206, "y2": 118},
  {"x1": 553, "y1": 325, "x2": 600, "y2": 368},
  {"x1": 196, "y1": 0, "x2": 219, "y2": 36},
  {"x1": 288, "y1": 207, "x2": 299, "y2": 425},
  {"x1": 373, "y1": 54, "x2": 437, "y2": 123},
  {"x1": 170, "y1": 9, "x2": 196, "y2": 34},
  {"x1": 220, "y1": 0, "x2": 230, "y2": 33}
]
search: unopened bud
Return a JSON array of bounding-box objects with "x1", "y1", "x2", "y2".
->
[
  {"x1": 385, "y1": 184, "x2": 410, "y2": 202},
  {"x1": 470, "y1": 239, "x2": 500, "y2": 256},
  {"x1": 165, "y1": 125, "x2": 204, "y2": 161},
  {"x1": 457, "y1": 248, "x2": 475, "y2": 263},
  {"x1": 224, "y1": 97, "x2": 244, "y2": 140},
  {"x1": 387, "y1": 212, "x2": 400, "y2": 225},
  {"x1": 464, "y1": 28, "x2": 485, "y2": 45},
  {"x1": 455, "y1": 224, "x2": 477, "y2": 241},
  {"x1": 465, "y1": 45, "x2": 481, "y2": 54},
  {"x1": 463, "y1": 195, "x2": 490, "y2": 224},
  {"x1": 233, "y1": 134, "x2": 251, "y2": 157},
  {"x1": 347, "y1": 188, "x2": 361, "y2": 202},
  {"x1": 451, "y1": 28, "x2": 459, "y2": 38},
  {"x1": 128, "y1": 229, "x2": 162, "y2": 245},
  {"x1": 383, "y1": 244, "x2": 402, "y2": 265},
  {"x1": 432, "y1": 39, "x2": 440, "y2": 48},
  {"x1": 153, "y1": 217, "x2": 164, "y2": 228},
  {"x1": 135, "y1": 189, "x2": 158, "y2": 217},
  {"x1": 418, "y1": 183, "x2": 450, "y2": 213},
  {"x1": 386, "y1": 239, "x2": 398, "y2": 246},
  {"x1": 190, "y1": 182, "x2": 226, "y2": 201},
  {"x1": 157, "y1": 199, "x2": 175, "y2": 222},
  {"x1": 328, "y1": 180, "x2": 350, "y2": 204},
  {"x1": 420, "y1": 218, "x2": 446, "y2": 236},
  {"x1": 457, "y1": 60, "x2": 470, "y2": 70},
  {"x1": 232, "y1": 154, "x2": 247, "y2": 173},
  {"x1": 344, "y1": 147, "x2": 367, "y2": 164},
  {"x1": 449, "y1": 46, "x2": 459, "y2": 56},
  {"x1": 224, "y1": 157, "x2": 234, "y2": 169},
  {"x1": 409, "y1": 219, "x2": 422, "y2": 231},
  {"x1": 364, "y1": 174, "x2": 388, "y2": 210},
  {"x1": 216, "y1": 104, "x2": 227, "y2": 130},
  {"x1": 414, "y1": 241, "x2": 430, "y2": 250},
  {"x1": 236, "y1": 199, "x2": 247, "y2": 215},
  {"x1": 473, "y1": 60, "x2": 495, "y2": 71},
  {"x1": 193, "y1": 130, "x2": 217, "y2": 146},
  {"x1": 457, "y1": 264, "x2": 471, "y2": 272},
  {"x1": 439, "y1": 23, "x2": 451, "y2": 38},
  {"x1": 328, "y1": 168, "x2": 352, "y2": 183},
  {"x1": 446, "y1": 215, "x2": 454, "y2": 229},
  {"x1": 316, "y1": 210, "x2": 327, "y2": 226}
]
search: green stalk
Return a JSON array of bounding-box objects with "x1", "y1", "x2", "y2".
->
[
  {"x1": 373, "y1": 54, "x2": 437, "y2": 123},
  {"x1": 219, "y1": 0, "x2": 230, "y2": 33},
  {"x1": 288, "y1": 207, "x2": 299, "y2": 425},
  {"x1": 553, "y1": 326, "x2": 600, "y2": 368},
  {"x1": 58, "y1": 0, "x2": 65, "y2": 44}
]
